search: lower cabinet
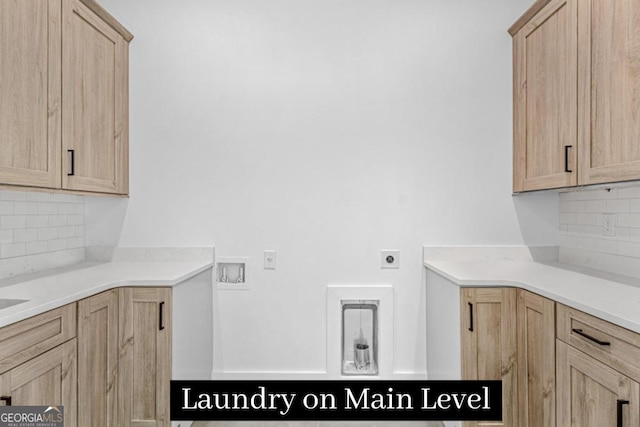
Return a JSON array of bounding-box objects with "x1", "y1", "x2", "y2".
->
[
  {"x1": 0, "y1": 304, "x2": 77, "y2": 427},
  {"x1": 77, "y1": 289, "x2": 119, "y2": 426},
  {"x1": 517, "y1": 290, "x2": 555, "y2": 427},
  {"x1": 556, "y1": 340, "x2": 640, "y2": 427},
  {"x1": 460, "y1": 287, "x2": 640, "y2": 427},
  {"x1": 461, "y1": 288, "x2": 556, "y2": 427},
  {"x1": 0, "y1": 288, "x2": 171, "y2": 426},
  {"x1": 77, "y1": 287, "x2": 171, "y2": 427},
  {"x1": 0, "y1": 340, "x2": 77, "y2": 426},
  {"x1": 556, "y1": 303, "x2": 640, "y2": 427},
  {"x1": 461, "y1": 287, "x2": 517, "y2": 427},
  {"x1": 118, "y1": 287, "x2": 172, "y2": 427}
]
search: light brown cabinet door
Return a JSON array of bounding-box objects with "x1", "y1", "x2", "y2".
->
[
  {"x1": 461, "y1": 288, "x2": 517, "y2": 427},
  {"x1": 118, "y1": 288, "x2": 171, "y2": 427},
  {"x1": 577, "y1": 0, "x2": 640, "y2": 185},
  {"x1": 517, "y1": 290, "x2": 555, "y2": 427},
  {"x1": 78, "y1": 290, "x2": 119, "y2": 427},
  {"x1": 513, "y1": 0, "x2": 578, "y2": 192},
  {"x1": 557, "y1": 340, "x2": 640, "y2": 427},
  {"x1": 0, "y1": 0, "x2": 62, "y2": 188},
  {"x1": 0, "y1": 340, "x2": 77, "y2": 427},
  {"x1": 62, "y1": 0, "x2": 129, "y2": 194}
]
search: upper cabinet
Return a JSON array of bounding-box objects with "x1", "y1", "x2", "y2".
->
[
  {"x1": 62, "y1": 0, "x2": 130, "y2": 194},
  {"x1": 0, "y1": 0, "x2": 62, "y2": 189},
  {"x1": 512, "y1": 0, "x2": 577, "y2": 192},
  {"x1": 0, "y1": 0, "x2": 132, "y2": 195},
  {"x1": 578, "y1": 0, "x2": 640, "y2": 185},
  {"x1": 510, "y1": 0, "x2": 640, "y2": 192}
]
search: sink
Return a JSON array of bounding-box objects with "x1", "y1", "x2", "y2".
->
[{"x1": 0, "y1": 299, "x2": 29, "y2": 310}]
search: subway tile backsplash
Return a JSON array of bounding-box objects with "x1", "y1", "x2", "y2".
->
[
  {"x1": 559, "y1": 183, "x2": 640, "y2": 278},
  {"x1": 0, "y1": 190, "x2": 85, "y2": 260}
]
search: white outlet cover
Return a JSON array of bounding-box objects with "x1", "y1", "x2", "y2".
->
[
  {"x1": 264, "y1": 250, "x2": 276, "y2": 269},
  {"x1": 381, "y1": 250, "x2": 400, "y2": 269},
  {"x1": 603, "y1": 214, "x2": 616, "y2": 237}
]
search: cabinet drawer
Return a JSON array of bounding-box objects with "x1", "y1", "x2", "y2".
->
[
  {"x1": 0, "y1": 304, "x2": 76, "y2": 374},
  {"x1": 557, "y1": 303, "x2": 640, "y2": 382}
]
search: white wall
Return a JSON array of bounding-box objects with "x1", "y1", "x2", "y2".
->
[{"x1": 92, "y1": 0, "x2": 556, "y2": 376}]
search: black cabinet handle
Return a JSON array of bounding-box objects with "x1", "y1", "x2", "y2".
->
[
  {"x1": 468, "y1": 302, "x2": 474, "y2": 332},
  {"x1": 617, "y1": 399, "x2": 629, "y2": 427},
  {"x1": 159, "y1": 301, "x2": 165, "y2": 331},
  {"x1": 572, "y1": 328, "x2": 611, "y2": 346},
  {"x1": 564, "y1": 145, "x2": 572, "y2": 173},
  {"x1": 68, "y1": 150, "x2": 75, "y2": 176},
  {"x1": 0, "y1": 396, "x2": 11, "y2": 406}
]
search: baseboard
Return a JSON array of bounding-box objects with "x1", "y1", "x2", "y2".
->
[
  {"x1": 172, "y1": 422, "x2": 193, "y2": 427},
  {"x1": 173, "y1": 370, "x2": 215, "y2": 381},
  {"x1": 212, "y1": 370, "x2": 327, "y2": 380},
  {"x1": 211, "y1": 370, "x2": 428, "y2": 380}
]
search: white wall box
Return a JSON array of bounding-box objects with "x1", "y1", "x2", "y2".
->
[
  {"x1": 341, "y1": 300, "x2": 379, "y2": 376},
  {"x1": 327, "y1": 285, "x2": 393, "y2": 379},
  {"x1": 0, "y1": 0, "x2": 132, "y2": 196},
  {"x1": 216, "y1": 257, "x2": 249, "y2": 290}
]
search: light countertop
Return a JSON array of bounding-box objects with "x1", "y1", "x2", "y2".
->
[
  {"x1": 0, "y1": 260, "x2": 213, "y2": 328},
  {"x1": 423, "y1": 247, "x2": 640, "y2": 335}
]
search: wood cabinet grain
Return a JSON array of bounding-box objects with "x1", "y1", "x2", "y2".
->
[
  {"x1": 118, "y1": 288, "x2": 171, "y2": 427},
  {"x1": 461, "y1": 287, "x2": 517, "y2": 427},
  {"x1": 0, "y1": 0, "x2": 62, "y2": 189},
  {"x1": 577, "y1": 0, "x2": 640, "y2": 185},
  {"x1": 0, "y1": 304, "x2": 76, "y2": 375},
  {"x1": 77, "y1": 288, "x2": 172, "y2": 426},
  {"x1": 0, "y1": 286, "x2": 171, "y2": 426},
  {"x1": 513, "y1": 0, "x2": 577, "y2": 191},
  {"x1": 62, "y1": 0, "x2": 129, "y2": 194},
  {"x1": 517, "y1": 290, "x2": 555, "y2": 427},
  {"x1": 557, "y1": 340, "x2": 640, "y2": 427},
  {"x1": 0, "y1": 340, "x2": 77, "y2": 427},
  {"x1": 78, "y1": 290, "x2": 119, "y2": 427},
  {"x1": 0, "y1": 0, "x2": 131, "y2": 195},
  {"x1": 512, "y1": 0, "x2": 640, "y2": 190}
]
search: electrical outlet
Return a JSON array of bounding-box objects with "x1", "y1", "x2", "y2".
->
[
  {"x1": 264, "y1": 250, "x2": 276, "y2": 269},
  {"x1": 603, "y1": 214, "x2": 615, "y2": 237},
  {"x1": 381, "y1": 250, "x2": 400, "y2": 269}
]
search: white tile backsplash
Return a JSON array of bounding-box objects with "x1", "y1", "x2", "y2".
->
[
  {"x1": 618, "y1": 214, "x2": 640, "y2": 228},
  {"x1": 0, "y1": 190, "x2": 86, "y2": 262},
  {"x1": 13, "y1": 229, "x2": 37, "y2": 243},
  {"x1": 25, "y1": 241, "x2": 48, "y2": 255},
  {"x1": 37, "y1": 228, "x2": 58, "y2": 241},
  {"x1": 1, "y1": 216, "x2": 26, "y2": 229},
  {"x1": 0, "y1": 192, "x2": 26, "y2": 201},
  {"x1": 0, "y1": 201, "x2": 13, "y2": 215},
  {"x1": 1, "y1": 243, "x2": 26, "y2": 258},
  {"x1": 48, "y1": 239, "x2": 67, "y2": 252},
  {"x1": 0, "y1": 230, "x2": 12, "y2": 244},
  {"x1": 559, "y1": 183, "x2": 640, "y2": 277},
  {"x1": 13, "y1": 201, "x2": 38, "y2": 215},
  {"x1": 26, "y1": 215, "x2": 49, "y2": 228}
]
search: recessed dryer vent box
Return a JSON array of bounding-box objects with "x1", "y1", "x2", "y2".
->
[{"x1": 216, "y1": 257, "x2": 249, "y2": 290}]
